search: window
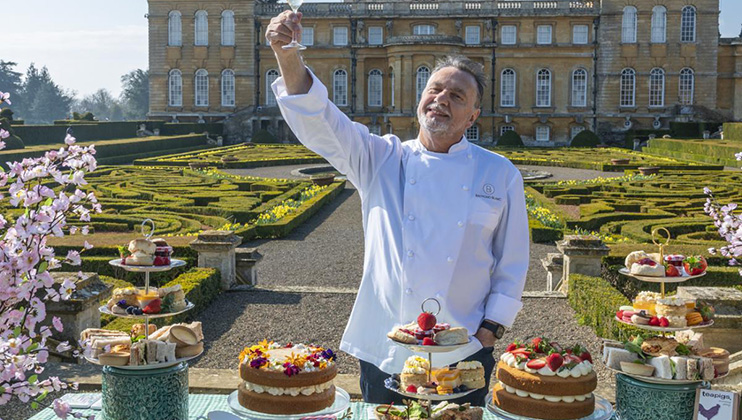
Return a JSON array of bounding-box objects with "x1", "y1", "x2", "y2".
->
[
  {"x1": 195, "y1": 10, "x2": 208, "y2": 46},
  {"x1": 651, "y1": 6, "x2": 667, "y2": 43},
  {"x1": 302, "y1": 27, "x2": 314, "y2": 46},
  {"x1": 681, "y1": 6, "x2": 696, "y2": 42},
  {"x1": 571, "y1": 125, "x2": 586, "y2": 140},
  {"x1": 368, "y1": 69, "x2": 383, "y2": 107},
  {"x1": 221, "y1": 69, "x2": 235, "y2": 107},
  {"x1": 168, "y1": 11, "x2": 182, "y2": 46},
  {"x1": 369, "y1": 125, "x2": 382, "y2": 136},
  {"x1": 265, "y1": 69, "x2": 279, "y2": 106},
  {"x1": 416, "y1": 66, "x2": 431, "y2": 102},
  {"x1": 333, "y1": 27, "x2": 348, "y2": 46},
  {"x1": 649, "y1": 68, "x2": 665, "y2": 107},
  {"x1": 500, "y1": 125, "x2": 514, "y2": 136},
  {"x1": 195, "y1": 69, "x2": 209, "y2": 107},
  {"x1": 466, "y1": 125, "x2": 480, "y2": 141},
  {"x1": 501, "y1": 25, "x2": 517, "y2": 45},
  {"x1": 622, "y1": 6, "x2": 637, "y2": 44},
  {"x1": 536, "y1": 126, "x2": 550, "y2": 142},
  {"x1": 679, "y1": 68, "x2": 695, "y2": 105},
  {"x1": 537, "y1": 25, "x2": 552, "y2": 45},
  {"x1": 620, "y1": 68, "x2": 636, "y2": 107},
  {"x1": 413, "y1": 25, "x2": 435, "y2": 35},
  {"x1": 536, "y1": 69, "x2": 551, "y2": 107},
  {"x1": 573, "y1": 25, "x2": 589, "y2": 44},
  {"x1": 333, "y1": 69, "x2": 348, "y2": 106},
  {"x1": 368, "y1": 27, "x2": 383, "y2": 45},
  {"x1": 168, "y1": 69, "x2": 182, "y2": 106},
  {"x1": 572, "y1": 69, "x2": 588, "y2": 107},
  {"x1": 221, "y1": 10, "x2": 235, "y2": 46},
  {"x1": 500, "y1": 69, "x2": 516, "y2": 107},
  {"x1": 465, "y1": 26, "x2": 481, "y2": 45}
]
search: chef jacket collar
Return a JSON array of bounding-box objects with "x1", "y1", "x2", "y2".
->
[{"x1": 414, "y1": 135, "x2": 470, "y2": 156}]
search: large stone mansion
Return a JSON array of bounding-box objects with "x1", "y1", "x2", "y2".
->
[{"x1": 147, "y1": 0, "x2": 742, "y2": 144}]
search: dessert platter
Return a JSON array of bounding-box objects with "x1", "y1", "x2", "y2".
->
[
  {"x1": 489, "y1": 337, "x2": 613, "y2": 420},
  {"x1": 374, "y1": 400, "x2": 484, "y2": 420},
  {"x1": 614, "y1": 293, "x2": 715, "y2": 332},
  {"x1": 385, "y1": 299, "x2": 483, "y2": 404},
  {"x1": 227, "y1": 340, "x2": 351, "y2": 420}
]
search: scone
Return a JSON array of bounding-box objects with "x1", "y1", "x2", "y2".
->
[
  {"x1": 387, "y1": 327, "x2": 417, "y2": 344},
  {"x1": 434, "y1": 327, "x2": 469, "y2": 345},
  {"x1": 630, "y1": 262, "x2": 665, "y2": 277},
  {"x1": 625, "y1": 251, "x2": 649, "y2": 269}
]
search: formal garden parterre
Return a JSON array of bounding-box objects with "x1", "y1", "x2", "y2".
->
[{"x1": 134, "y1": 143, "x2": 326, "y2": 168}]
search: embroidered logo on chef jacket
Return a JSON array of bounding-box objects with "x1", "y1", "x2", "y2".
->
[{"x1": 475, "y1": 183, "x2": 501, "y2": 201}]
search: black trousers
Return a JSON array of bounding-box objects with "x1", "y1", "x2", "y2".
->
[{"x1": 359, "y1": 346, "x2": 496, "y2": 406}]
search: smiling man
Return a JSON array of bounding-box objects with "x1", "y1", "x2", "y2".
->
[{"x1": 266, "y1": 11, "x2": 529, "y2": 406}]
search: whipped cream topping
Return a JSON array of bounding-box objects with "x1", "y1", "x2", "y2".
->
[
  {"x1": 244, "y1": 380, "x2": 333, "y2": 396},
  {"x1": 403, "y1": 356, "x2": 430, "y2": 374},
  {"x1": 657, "y1": 297, "x2": 688, "y2": 307},
  {"x1": 456, "y1": 361, "x2": 483, "y2": 370},
  {"x1": 500, "y1": 353, "x2": 593, "y2": 377},
  {"x1": 502, "y1": 384, "x2": 592, "y2": 403}
]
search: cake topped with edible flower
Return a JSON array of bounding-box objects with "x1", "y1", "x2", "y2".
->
[{"x1": 239, "y1": 340, "x2": 336, "y2": 376}]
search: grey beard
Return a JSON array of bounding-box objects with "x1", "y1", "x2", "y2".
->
[{"x1": 417, "y1": 109, "x2": 450, "y2": 133}]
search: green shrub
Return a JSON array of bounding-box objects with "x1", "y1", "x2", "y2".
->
[
  {"x1": 161, "y1": 122, "x2": 222, "y2": 136},
  {"x1": 570, "y1": 130, "x2": 601, "y2": 148},
  {"x1": 3, "y1": 135, "x2": 25, "y2": 150},
  {"x1": 252, "y1": 129, "x2": 278, "y2": 144},
  {"x1": 0, "y1": 108, "x2": 14, "y2": 121},
  {"x1": 568, "y1": 274, "x2": 642, "y2": 341},
  {"x1": 497, "y1": 130, "x2": 523, "y2": 147},
  {"x1": 723, "y1": 123, "x2": 742, "y2": 142},
  {"x1": 78, "y1": 112, "x2": 96, "y2": 121},
  {"x1": 529, "y1": 218, "x2": 564, "y2": 243},
  {"x1": 669, "y1": 122, "x2": 708, "y2": 139}
]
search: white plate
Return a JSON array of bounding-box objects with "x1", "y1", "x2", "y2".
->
[
  {"x1": 392, "y1": 338, "x2": 472, "y2": 354},
  {"x1": 99, "y1": 301, "x2": 194, "y2": 319},
  {"x1": 385, "y1": 383, "x2": 477, "y2": 401},
  {"x1": 605, "y1": 366, "x2": 728, "y2": 384},
  {"x1": 84, "y1": 350, "x2": 202, "y2": 370},
  {"x1": 227, "y1": 387, "x2": 350, "y2": 420},
  {"x1": 618, "y1": 267, "x2": 706, "y2": 283},
  {"x1": 109, "y1": 258, "x2": 186, "y2": 273},
  {"x1": 614, "y1": 316, "x2": 714, "y2": 332},
  {"x1": 487, "y1": 391, "x2": 614, "y2": 420}
]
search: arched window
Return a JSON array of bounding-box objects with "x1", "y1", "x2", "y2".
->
[
  {"x1": 333, "y1": 69, "x2": 348, "y2": 106},
  {"x1": 651, "y1": 6, "x2": 667, "y2": 43},
  {"x1": 681, "y1": 6, "x2": 696, "y2": 42},
  {"x1": 195, "y1": 69, "x2": 209, "y2": 107},
  {"x1": 536, "y1": 69, "x2": 551, "y2": 107},
  {"x1": 465, "y1": 125, "x2": 480, "y2": 142},
  {"x1": 649, "y1": 68, "x2": 665, "y2": 107},
  {"x1": 620, "y1": 68, "x2": 636, "y2": 107},
  {"x1": 265, "y1": 69, "x2": 280, "y2": 106},
  {"x1": 500, "y1": 69, "x2": 516, "y2": 107},
  {"x1": 416, "y1": 66, "x2": 430, "y2": 102},
  {"x1": 168, "y1": 69, "x2": 182, "y2": 107},
  {"x1": 368, "y1": 69, "x2": 383, "y2": 107},
  {"x1": 221, "y1": 69, "x2": 235, "y2": 107},
  {"x1": 622, "y1": 6, "x2": 637, "y2": 44},
  {"x1": 221, "y1": 10, "x2": 235, "y2": 46},
  {"x1": 168, "y1": 11, "x2": 182, "y2": 46},
  {"x1": 572, "y1": 69, "x2": 588, "y2": 107},
  {"x1": 413, "y1": 25, "x2": 435, "y2": 35},
  {"x1": 195, "y1": 10, "x2": 208, "y2": 46},
  {"x1": 679, "y1": 68, "x2": 695, "y2": 105}
]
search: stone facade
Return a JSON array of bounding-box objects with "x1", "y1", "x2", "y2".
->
[{"x1": 147, "y1": 0, "x2": 741, "y2": 144}]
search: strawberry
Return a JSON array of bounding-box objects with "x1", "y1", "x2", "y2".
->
[
  {"x1": 511, "y1": 349, "x2": 531, "y2": 358},
  {"x1": 422, "y1": 337, "x2": 436, "y2": 346},
  {"x1": 659, "y1": 317, "x2": 670, "y2": 327},
  {"x1": 546, "y1": 353, "x2": 563, "y2": 371},
  {"x1": 565, "y1": 354, "x2": 583, "y2": 364},
  {"x1": 649, "y1": 316, "x2": 661, "y2": 326},
  {"x1": 579, "y1": 351, "x2": 593, "y2": 363},
  {"x1": 616, "y1": 310, "x2": 624, "y2": 319},
  {"x1": 417, "y1": 312, "x2": 437, "y2": 331},
  {"x1": 665, "y1": 265, "x2": 681, "y2": 277},
  {"x1": 683, "y1": 256, "x2": 707, "y2": 276},
  {"x1": 406, "y1": 385, "x2": 417, "y2": 393},
  {"x1": 531, "y1": 337, "x2": 547, "y2": 353},
  {"x1": 506, "y1": 343, "x2": 518, "y2": 352},
  {"x1": 550, "y1": 342, "x2": 563, "y2": 352},
  {"x1": 526, "y1": 359, "x2": 546, "y2": 370},
  {"x1": 142, "y1": 299, "x2": 161, "y2": 314}
]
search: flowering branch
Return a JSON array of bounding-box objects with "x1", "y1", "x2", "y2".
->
[{"x1": 704, "y1": 152, "x2": 742, "y2": 276}]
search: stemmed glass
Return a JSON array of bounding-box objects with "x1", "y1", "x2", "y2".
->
[{"x1": 283, "y1": 0, "x2": 306, "y2": 50}]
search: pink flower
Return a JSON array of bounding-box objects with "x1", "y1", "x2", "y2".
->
[
  {"x1": 65, "y1": 250, "x2": 81, "y2": 266},
  {"x1": 52, "y1": 316, "x2": 64, "y2": 332},
  {"x1": 0, "y1": 91, "x2": 10, "y2": 104},
  {"x1": 0, "y1": 129, "x2": 9, "y2": 139},
  {"x1": 56, "y1": 342, "x2": 72, "y2": 353},
  {"x1": 64, "y1": 135, "x2": 76, "y2": 146},
  {"x1": 53, "y1": 399, "x2": 71, "y2": 419},
  {"x1": 83, "y1": 241, "x2": 93, "y2": 250}
]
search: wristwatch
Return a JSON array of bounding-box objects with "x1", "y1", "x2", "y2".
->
[{"x1": 480, "y1": 319, "x2": 506, "y2": 339}]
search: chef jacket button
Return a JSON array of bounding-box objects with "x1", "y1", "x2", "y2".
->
[
  {"x1": 467, "y1": 153, "x2": 473, "y2": 159},
  {"x1": 410, "y1": 179, "x2": 417, "y2": 185},
  {"x1": 414, "y1": 150, "x2": 421, "y2": 156},
  {"x1": 407, "y1": 250, "x2": 415, "y2": 258},
  {"x1": 405, "y1": 288, "x2": 413, "y2": 295},
  {"x1": 457, "y1": 220, "x2": 464, "y2": 227},
  {"x1": 462, "y1": 185, "x2": 469, "y2": 191},
  {"x1": 447, "y1": 256, "x2": 454, "y2": 263},
  {"x1": 408, "y1": 214, "x2": 415, "y2": 221},
  {"x1": 435, "y1": 292, "x2": 443, "y2": 299}
]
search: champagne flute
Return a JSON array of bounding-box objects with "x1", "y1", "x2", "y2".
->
[{"x1": 283, "y1": 0, "x2": 306, "y2": 50}]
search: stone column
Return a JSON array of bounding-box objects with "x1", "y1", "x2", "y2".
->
[
  {"x1": 189, "y1": 230, "x2": 243, "y2": 290},
  {"x1": 45, "y1": 273, "x2": 112, "y2": 343},
  {"x1": 235, "y1": 247, "x2": 263, "y2": 286},
  {"x1": 556, "y1": 235, "x2": 610, "y2": 294},
  {"x1": 676, "y1": 286, "x2": 742, "y2": 354},
  {"x1": 541, "y1": 253, "x2": 564, "y2": 292}
]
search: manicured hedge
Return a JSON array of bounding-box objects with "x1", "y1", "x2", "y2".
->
[
  {"x1": 12, "y1": 122, "x2": 222, "y2": 146},
  {"x1": 568, "y1": 274, "x2": 642, "y2": 341},
  {"x1": 134, "y1": 143, "x2": 325, "y2": 168},
  {"x1": 669, "y1": 122, "x2": 714, "y2": 139},
  {"x1": 723, "y1": 123, "x2": 742, "y2": 142},
  {"x1": 643, "y1": 138, "x2": 741, "y2": 167},
  {"x1": 530, "y1": 218, "x2": 564, "y2": 243}
]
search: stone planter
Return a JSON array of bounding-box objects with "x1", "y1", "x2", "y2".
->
[
  {"x1": 188, "y1": 162, "x2": 209, "y2": 170},
  {"x1": 638, "y1": 166, "x2": 660, "y2": 176},
  {"x1": 310, "y1": 173, "x2": 335, "y2": 187},
  {"x1": 611, "y1": 158, "x2": 630, "y2": 165}
]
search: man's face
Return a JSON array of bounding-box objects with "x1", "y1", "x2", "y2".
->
[{"x1": 417, "y1": 67, "x2": 480, "y2": 136}]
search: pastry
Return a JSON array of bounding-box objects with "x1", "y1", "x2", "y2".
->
[
  {"x1": 456, "y1": 361, "x2": 486, "y2": 389},
  {"x1": 631, "y1": 312, "x2": 651, "y2": 325},
  {"x1": 387, "y1": 326, "x2": 417, "y2": 344},
  {"x1": 434, "y1": 327, "x2": 469, "y2": 345},
  {"x1": 630, "y1": 260, "x2": 665, "y2": 277},
  {"x1": 167, "y1": 325, "x2": 199, "y2": 347},
  {"x1": 400, "y1": 356, "x2": 430, "y2": 389},
  {"x1": 697, "y1": 348, "x2": 730, "y2": 376},
  {"x1": 435, "y1": 368, "x2": 462, "y2": 389},
  {"x1": 131, "y1": 323, "x2": 157, "y2": 338},
  {"x1": 126, "y1": 238, "x2": 156, "y2": 266},
  {"x1": 106, "y1": 287, "x2": 139, "y2": 310},
  {"x1": 633, "y1": 291, "x2": 662, "y2": 315},
  {"x1": 619, "y1": 361, "x2": 654, "y2": 377},
  {"x1": 159, "y1": 284, "x2": 187, "y2": 312},
  {"x1": 640, "y1": 336, "x2": 679, "y2": 357},
  {"x1": 175, "y1": 342, "x2": 204, "y2": 358},
  {"x1": 625, "y1": 251, "x2": 650, "y2": 269}
]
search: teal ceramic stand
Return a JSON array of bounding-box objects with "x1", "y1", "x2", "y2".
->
[
  {"x1": 615, "y1": 373, "x2": 708, "y2": 420},
  {"x1": 102, "y1": 362, "x2": 189, "y2": 420}
]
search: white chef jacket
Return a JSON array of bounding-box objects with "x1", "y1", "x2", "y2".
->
[{"x1": 273, "y1": 69, "x2": 529, "y2": 374}]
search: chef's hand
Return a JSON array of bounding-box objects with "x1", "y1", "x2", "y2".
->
[
  {"x1": 475, "y1": 327, "x2": 496, "y2": 348},
  {"x1": 266, "y1": 10, "x2": 303, "y2": 55}
]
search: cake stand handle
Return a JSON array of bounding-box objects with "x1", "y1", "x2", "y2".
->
[
  {"x1": 145, "y1": 314, "x2": 150, "y2": 340},
  {"x1": 427, "y1": 352, "x2": 432, "y2": 383},
  {"x1": 145, "y1": 271, "x2": 150, "y2": 294}
]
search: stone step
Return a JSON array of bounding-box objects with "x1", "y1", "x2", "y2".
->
[{"x1": 677, "y1": 287, "x2": 742, "y2": 314}]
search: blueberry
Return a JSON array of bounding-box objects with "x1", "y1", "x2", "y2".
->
[
  {"x1": 134, "y1": 308, "x2": 144, "y2": 316},
  {"x1": 117, "y1": 300, "x2": 128, "y2": 308},
  {"x1": 125, "y1": 306, "x2": 134, "y2": 315},
  {"x1": 391, "y1": 373, "x2": 400, "y2": 381},
  {"x1": 452, "y1": 387, "x2": 461, "y2": 393},
  {"x1": 391, "y1": 380, "x2": 400, "y2": 388},
  {"x1": 459, "y1": 385, "x2": 468, "y2": 391}
]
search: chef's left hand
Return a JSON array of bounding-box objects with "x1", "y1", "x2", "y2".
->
[{"x1": 475, "y1": 327, "x2": 496, "y2": 348}]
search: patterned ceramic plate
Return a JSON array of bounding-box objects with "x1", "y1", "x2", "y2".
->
[{"x1": 227, "y1": 387, "x2": 351, "y2": 420}]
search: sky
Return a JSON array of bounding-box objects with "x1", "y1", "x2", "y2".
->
[{"x1": 2, "y1": 0, "x2": 741, "y2": 99}]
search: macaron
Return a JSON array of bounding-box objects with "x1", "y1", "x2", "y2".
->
[
  {"x1": 631, "y1": 314, "x2": 651, "y2": 325},
  {"x1": 619, "y1": 306, "x2": 635, "y2": 312},
  {"x1": 621, "y1": 311, "x2": 636, "y2": 323}
]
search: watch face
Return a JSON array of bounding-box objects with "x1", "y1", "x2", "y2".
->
[{"x1": 495, "y1": 325, "x2": 505, "y2": 339}]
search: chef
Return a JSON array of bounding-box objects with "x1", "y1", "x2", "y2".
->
[{"x1": 266, "y1": 11, "x2": 529, "y2": 406}]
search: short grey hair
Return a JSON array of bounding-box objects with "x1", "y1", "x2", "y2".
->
[{"x1": 432, "y1": 55, "x2": 486, "y2": 108}]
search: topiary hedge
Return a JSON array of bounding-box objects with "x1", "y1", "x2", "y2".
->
[
  {"x1": 570, "y1": 130, "x2": 601, "y2": 148},
  {"x1": 497, "y1": 130, "x2": 524, "y2": 147},
  {"x1": 723, "y1": 123, "x2": 742, "y2": 142},
  {"x1": 252, "y1": 129, "x2": 278, "y2": 144},
  {"x1": 568, "y1": 274, "x2": 642, "y2": 341},
  {"x1": 12, "y1": 122, "x2": 222, "y2": 146}
]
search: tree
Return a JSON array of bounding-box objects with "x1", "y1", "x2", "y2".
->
[
  {"x1": 77, "y1": 88, "x2": 118, "y2": 121},
  {"x1": 0, "y1": 61, "x2": 23, "y2": 110},
  {"x1": 120, "y1": 69, "x2": 149, "y2": 120},
  {"x1": 18, "y1": 64, "x2": 74, "y2": 123}
]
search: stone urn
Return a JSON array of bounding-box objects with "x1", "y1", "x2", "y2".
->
[
  {"x1": 638, "y1": 166, "x2": 660, "y2": 176},
  {"x1": 611, "y1": 158, "x2": 630, "y2": 165},
  {"x1": 310, "y1": 173, "x2": 335, "y2": 187},
  {"x1": 188, "y1": 161, "x2": 210, "y2": 170}
]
